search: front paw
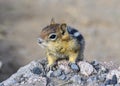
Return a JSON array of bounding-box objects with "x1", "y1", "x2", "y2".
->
[
  {"x1": 68, "y1": 63, "x2": 80, "y2": 72},
  {"x1": 45, "y1": 64, "x2": 57, "y2": 72}
]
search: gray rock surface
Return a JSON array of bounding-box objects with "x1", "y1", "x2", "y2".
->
[{"x1": 0, "y1": 60, "x2": 120, "y2": 86}]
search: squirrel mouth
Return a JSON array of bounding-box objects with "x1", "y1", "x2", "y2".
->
[
  {"x1": 38, "y1": 42, "x2": 47, "y2": 48},
  {"x1": 38, "y1": 38, "x2": 47, "y2": 48}
]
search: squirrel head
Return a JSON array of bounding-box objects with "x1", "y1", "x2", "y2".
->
[{"x1": 38, "y1": 19, "x2": 70, "y2": 48}]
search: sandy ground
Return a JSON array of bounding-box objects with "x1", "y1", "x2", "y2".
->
[{"x1": 0, "y1": 0, "x2": 120, "y2": 81}]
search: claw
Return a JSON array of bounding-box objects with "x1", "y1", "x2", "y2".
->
[
  {"x1": 45, "y1": 64, "x2": 57, "y2": 72},
  {"x1": 45, "y1": 65, "x2": 51, "y2": 72}
]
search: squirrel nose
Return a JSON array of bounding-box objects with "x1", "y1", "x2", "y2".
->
[{"x1": 38, "y1": 38, "x2": 43, "y2": 44}]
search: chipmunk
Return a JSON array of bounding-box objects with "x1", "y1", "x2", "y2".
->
[{"x1": 38, "y1": 19, "x2": 85, "y2": 71}]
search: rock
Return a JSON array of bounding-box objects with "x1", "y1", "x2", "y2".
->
[
  {"x1": 78, "y1": 61, "x2": 94, "y2": 76},
  {"x1": 47, "y1": 82, "x2": 54, "y2": 86},
  {"x1": 69, "y1": 63, "x2": 80, "y2": 72},
  {"x1": 53, "y1": 69, "x2": 62, "y2": 77},
  {"x1": 115, "y1": 84, "x2": 120, "y2": 86},
  {"x1": 0, "y1": 59, "x2": 120, "y2": 86},
  {"x1": 87, "y1": 81, "x2": 99, "y2": 86},
  {"x1": 87, "y1": 75, "x2": 100, "y2": 86},
  {"x1": 91, "y1": 61, "x2": 109, "y2": 74},
  {"x1": 91, "y1": 61, "x2": 100, "y2": 71},
  {"x1": 0, "y1": 60, "x2": 46, "y2": 86},
  {"x1": 105, "y1": 79, "x2": 114, "y2": 85},
  {"x1": 64, "y1": 74, "x2": 71, "y2": 81},
  {"x1": 97, "y1": 74, "x2": 106, "y2": 82},
  {"x1": 112, "y1": 75, "x2": 118, "y2": 85},
  {"x1": 47, "y1": 70, "x2": 54, "y2": 77},
  {"x1": 70, "y1": 75, "x2": 81, "y2": 84},
  {"x1": 58, "y1": 60, "x2": 71, "y2": 74},
  {"x1": 14, "y1": 76, "x2": 47, "y2": 86},
  {"x1": 105, "y1": 73, "x2": 118, "y2": 85},
  {"x1": 32, "y1": 67, "x2": 42, "y2": 75},
  {"x1": 119, "y1": 79, "x2": 120, "y2": 84},
  {"x1": 58, "y1": 73, "x2": 66, "y2": 80},
  {"x1": 106, "y1": 69, "x2": 120, "y2": 84},
  {"x1": 100, "y1": 65, "x2": 109, "y2": 74}
]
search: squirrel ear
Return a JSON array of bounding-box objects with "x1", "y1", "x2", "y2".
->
[
  {"x1": 50, "y1": 18, "x2": 55, "y2": 25},
  {"x1": 60, "y1": 23, "x2": 67, "y2": 35}
]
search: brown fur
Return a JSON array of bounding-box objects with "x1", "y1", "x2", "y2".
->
[{"x1": 38, "y1": 20, "x2": 84, "y2": 67}]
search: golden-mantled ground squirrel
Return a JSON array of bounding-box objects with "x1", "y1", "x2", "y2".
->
[{"x1": 38, "y1": 19, "x2": 85, "y2": 71}]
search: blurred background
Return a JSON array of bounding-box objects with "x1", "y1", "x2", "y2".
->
[{"x1": 0, "y1": 0, "x2": 120, "y2": 82}]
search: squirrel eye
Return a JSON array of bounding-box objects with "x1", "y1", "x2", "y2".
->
[{"x1": 49, "y1": 33, "x2": 57, "y2": 40}]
